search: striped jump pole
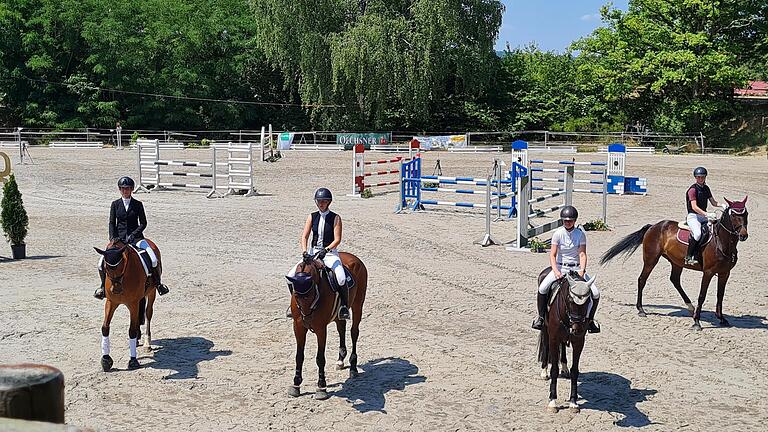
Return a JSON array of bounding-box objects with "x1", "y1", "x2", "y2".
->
[
  {"x1": 135, "y1": 139, "x2": 256, "y2": 198},
  {"x1": 350, "y1": 139, "x2": 420, "y2": 197}
]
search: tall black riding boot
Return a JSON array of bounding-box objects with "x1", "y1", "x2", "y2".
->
[
  {"x1": 587, "y1": 297, "x2": 601, "y2": 333},
  {"x1": 94, "y1": 268, "x2": 106, "y2": 300},
  {"x1": 532, "y1": 292, "x2": 548, "y2": 330},
  {"x1": 685, "y1": 237, "x2": 699, "y2": 265},
  {"x1": 338, "y1": 282, "x2": 351, "y2": 321},
  {"x1": 152, "y1": 267, "x2": 169, "y2": 295}
]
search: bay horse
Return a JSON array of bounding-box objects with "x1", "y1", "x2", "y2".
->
[
  {"x1": 285, "y1": 251, "x2": 368, "y2": 400},
  {"x1": 600, "y1": 197, "x2": 748, "y2": 331},
  {"x1": 537, "y1": 268, "x2": 596, "y2": 413},
  {"x1": 94, "y1": 239, "x2": 160, "y2": 371}
]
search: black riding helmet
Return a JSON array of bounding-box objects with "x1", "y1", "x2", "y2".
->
[
  {"x1": 314, "y1": 187, "x2": 333, "y2": 202},
  {"x1": 117, "y1": 176, "x2": 135, "y2": 188},
  {"x1": 693, "y1": 166, "x2": 708, "y2": 177},
  {"x1": 560, "y1": 205, "x2": 578, "y2": 221}
]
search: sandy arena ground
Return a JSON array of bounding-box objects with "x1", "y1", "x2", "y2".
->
[{"x1": 0, "y1": 147, "x2": 766, "y2": 431}]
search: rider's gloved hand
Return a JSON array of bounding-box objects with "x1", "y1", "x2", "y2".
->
[
  {"x1": 720, "y1": 203, "x2": 728, "y2": 210},
  {"x1": 125, "y1": 235, "x2": 134, "y2": 244},
  {"x1": 316, "y1": 248, "x2": 327, "y2": 260},
  {"x1": 706, "y1": 212, "x2": 717, "y2": 220}
]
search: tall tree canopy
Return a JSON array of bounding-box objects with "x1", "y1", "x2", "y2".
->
[{"x1": 254, "y1": 0, "x2": 504, "y2": 129}]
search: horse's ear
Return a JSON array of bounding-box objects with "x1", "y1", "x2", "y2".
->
[
  {"x1": 724, "y1": 197, "x2": 733, "y2": 207},
  {"x1": 742, "y1": 195, "x2": 748, "y2": 204},
  {"x1": 94, "y1": 247, "x2": 105, "y2": 255},
  {"x1": 586, "y1": 274, "x2": 597, "y2": 287}
]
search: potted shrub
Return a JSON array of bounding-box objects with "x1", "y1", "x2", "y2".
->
[{"x1": 1, "y1": 174, "x2": 29, "y2": 259}]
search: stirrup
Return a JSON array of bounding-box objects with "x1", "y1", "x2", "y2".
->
[
  {"x1": 94, "y1": 288, "x2": 105, "y2": 300},
  {"x1": 156, "y1": 284, "x2": 169, "y2": 296},
  {"x1": 338, "y1": 306, "x2": 351, "y2": 320},
  {"x1": 532, "y1": 316, "x2": 544, "y2": 330}
]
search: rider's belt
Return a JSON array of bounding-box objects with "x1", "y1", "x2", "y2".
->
[{"x1": 558, "y1": 262, "x2": 579, "y2": 267}]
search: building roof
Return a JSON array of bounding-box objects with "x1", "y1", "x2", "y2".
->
[{"x1": 734, "y1": 80, "x2": 768, "y2": 98}]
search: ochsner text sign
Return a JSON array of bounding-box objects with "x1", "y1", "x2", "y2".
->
[{"x1": 337, "y1": 133, "x2": 391, "y2": 149}]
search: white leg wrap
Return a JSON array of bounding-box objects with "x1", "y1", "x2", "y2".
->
[
  {"x1": 129, "y1": 338, "x2": 137, "y2": 358},
  {"x1": 101, "y1": 336, "x2": 110, "y2": 356}
]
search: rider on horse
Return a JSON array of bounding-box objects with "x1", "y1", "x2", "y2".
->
[
  {"x1": 94, "y1": 176, "x2": 169, "y2": 299},
  {"x1": 685, "y1": 167, "x2": 721, "y2": 266},
  {"x1": 285, "y1": 187, "x2": 351, "y2": 320},
  {"x1": 532, "y1": 206, "x2": 600, "y2": 334}
]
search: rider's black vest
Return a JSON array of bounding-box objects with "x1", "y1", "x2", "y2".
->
[
  {"x1": 311, "y1": 211, "x2": 337, "y2": 248},
  {"x1": 686, "y1": 183, "x2": 712, "y2": 214}
]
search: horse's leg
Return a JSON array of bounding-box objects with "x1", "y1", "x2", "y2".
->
[
  {"x1": 637, "y1": 244, "x2": 662, "y2": 317},
  {"x1": 714, "y1": 271, "x2": 731, "y2": 327},
  {"x1": 144, "y1": 291, "x2": 156, "y2": 351},
  {"x1": 314, "y1": 327, "x2": 330, "y2": 400},
  {"x1": 558, "y1": 342, "x2": 570, "y2": 378},
  {"x1": 127, "y1": 303, "x2": 140, "y2": 370},
  {"x1": 288, "y1": 319, "x2": 307, "y2": 397},
  {"x1": 547, "y1": 336, "x2": 560, "y2": 413},
  {"x1": 670, "y1": 264, "x2": 694, "y2": 314},
  {"x1": 349, "y1": 312, "x2": 362, "y2": 378},
  {"x1": 692, "y1": 272, "x2": 715, "y2": 331},
  {"x1": 569, "y1": 337, "x2": 584, "y2": 413},
  {"x1": 100, "y1": 300, "x2": 118, "y2": 372},
  {"x1": 136, "y1": 297, "x2": 146, "y2": 346},
  {"x1": 335, "y1": 319, "x2": 347, "y2": 370}
]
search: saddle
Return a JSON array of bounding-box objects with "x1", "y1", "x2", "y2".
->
[
  {"x1": 320, "y1": 265, "x2": 356, "y2": 293},
  {"x1": 676, "y1": 222, "x2": 711, "y2": 246},
  {"x1": 128, "y1": 244, "x2": 153, "y2": 277}
]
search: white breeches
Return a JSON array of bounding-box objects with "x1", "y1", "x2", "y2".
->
[
  {"x1": 97, "y1": 240, "x2": 157, "y2": 269},
  {"x1": 686, "y1": 213, "x2": 708, "y2": 241},
  {"x1": 287, "y1": 247, "x2": 345, "y2": 286},
  {"x1": 538, "y1": 265, "x2": 600, "y2": 299}
]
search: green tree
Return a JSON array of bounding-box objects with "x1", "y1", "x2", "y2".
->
[
  {"x1": 254, "y1": 0, "x2": 504, "y2": 129},
  {"x1": 573, "y1": 0, "x2": 753, "y2": 133}
]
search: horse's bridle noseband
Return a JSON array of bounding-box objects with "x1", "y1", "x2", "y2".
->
[{"x1": 104, "y1": 253, "x2": 127, "y2": 289}]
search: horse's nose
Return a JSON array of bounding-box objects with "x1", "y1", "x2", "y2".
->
[{"x1": 740, "y1": 233, "x2": 748, "y2": 241}]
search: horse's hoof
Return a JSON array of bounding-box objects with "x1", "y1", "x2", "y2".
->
[
  {"x1": 336, "y1": 361, "x2": 344, "y2": 370},
  {"x1": 692, "y1": 322, "x2": 702, "y2": 331},
  {"x1": 287, "y1": 386, "x2": 300, "y2": 397},
  {"x1": 349, "y1": 368, "x2": 359, "y2": 379},
  {"x1": 540, "y1": 369, "x2": 549, "y2": 380},
  {"x1": 314, "y1": 389, "x2": 330, "y2": 400},
  {"x1": 638, "y1": 310, "x2": 647, "y2": 318},
  {"x1": 101, "y1": 355, "x2": 114, "y2": 372},
  {"x1": 127, "y1": 357, "x2": 140, "y2": 370}
]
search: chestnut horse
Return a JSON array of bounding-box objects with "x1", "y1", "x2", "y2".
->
[
  {"x1": 537, "y1": 268, "x2": 595, "y2": 413},
  {"x1": 600, "y1": 197, "x2": 748, "y2": 331},
  {"x1": 285, "y1": 251, "x2": 368, "y2": 400},
  {"x1": 94, "y1": 239, "x2": 160, "y2": 371}
]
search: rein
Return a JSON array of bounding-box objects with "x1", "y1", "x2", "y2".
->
[{"x1": 712, "y1": 208, "x2": 743, "y2": 263}]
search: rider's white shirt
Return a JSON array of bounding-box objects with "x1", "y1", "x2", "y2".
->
[
  {"x1": 316, "y1": 209, "x2": 331, "y2": 249},
  {"x1": 552, "y1": 226, "x2": 586, "y2": 266},
  {"x1": 122, "y1": 197, "x2": 131, "y2": 211}
]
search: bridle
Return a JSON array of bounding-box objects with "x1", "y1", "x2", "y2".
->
[
  {"x1": 553, "y1": 278, "x2": 588, "y2": 339},
  {"x1": 293, "y1": 260, "x2": 323, "y2": 332},
  {"x1": 713, "y1": 206, "x2": 748, "y2": 263},
  {"x1": 104, "y1": 249, "x2": 128, "y2": 291}
]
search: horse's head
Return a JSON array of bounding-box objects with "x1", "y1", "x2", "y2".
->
[
  {"x1": 722, "y1": 196, "x2": 749, "y2": 241},
  {"x1": 94, "y1": 242, "x2": 129, "y2": 294},
  {"x1": 285, "y1": 254, "x2": 324, "y2": 317},
  {"x1": 562, "y1": 273, "x2": 596, "y2": 337}
]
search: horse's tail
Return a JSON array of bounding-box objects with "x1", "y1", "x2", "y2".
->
[
  {"x1": 138, "y1": 297, "x2": 147, "y2": 326},
  {"x1": 600, "y1": 224, "x2": 652, "y2": 265},
  {"x1": 537, "y1": 325, "x2": 549, "y2": 369}
]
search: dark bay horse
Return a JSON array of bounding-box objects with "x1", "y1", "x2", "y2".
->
[
  {"x1": 94, "y1": 239, "x2": 160, "y2": 371},
  {"x1": 537, "y1": 268, "x2": 595, "y2": 413},
  {"x1": 285, "y1": 251, "x2": 368, "y2": 400},
  {"x1": 600, "y1": 197, "x2": 748, "y2": 331}
]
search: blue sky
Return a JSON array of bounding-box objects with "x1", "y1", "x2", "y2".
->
[{"x1": 496, "y1": 0, "x2": 629, "y2": 52}]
